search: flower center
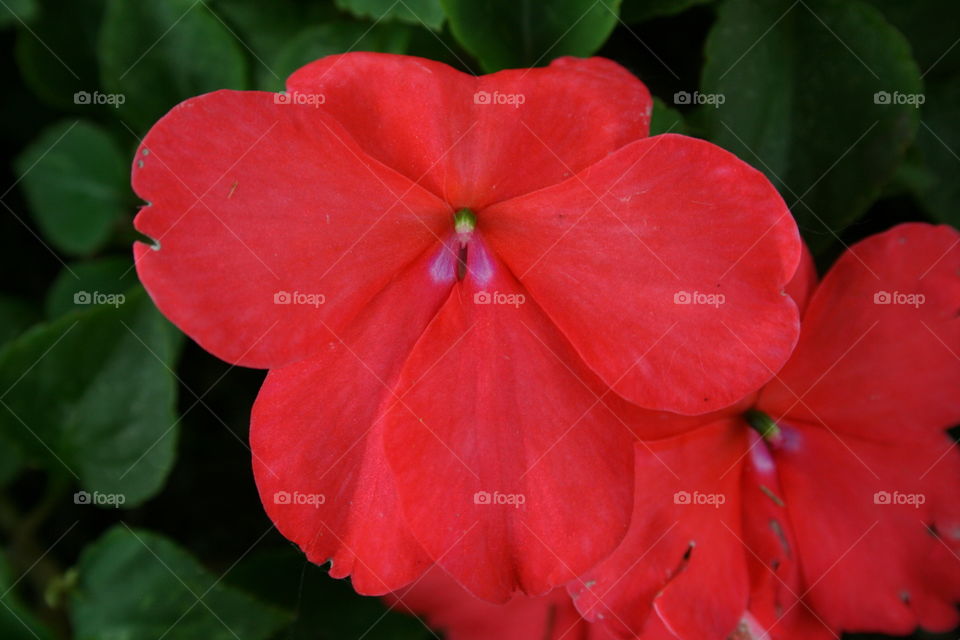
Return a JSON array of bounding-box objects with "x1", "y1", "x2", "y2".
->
[
  {"x1": 453, "y1": 208, "x2": 476, "y2": 280},
  {"x1": 454, "y1": 208, "x2": 477, "y2": 236},
  {"x1": 744, "y1": 409, "x2": 782, "y2": 443}
]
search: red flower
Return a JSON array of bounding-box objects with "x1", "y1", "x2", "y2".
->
[
  {"x1": 384, "y1": 565, "x2": 603, "y2": 640},
  {"x1": 132, "y1": 53, "x2": 801, "y2": 599},
  {"x1": 571, "y1": 223, "x2": 960, "y2": 638},
  {"x1": 385, "y1": 564, "x2": 827, "y2": 639}
]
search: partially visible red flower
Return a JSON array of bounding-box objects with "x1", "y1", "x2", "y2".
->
[
  {"x1": 384, "y1": 565, "x2": 604, "y2": 640},
  {"x1": 132, "y1": 53, "x2": 801, "y2": 599},
  {"x1": 571, "y1": 223, "x2": 960, "y2": 638},
  {"x1": 386, "y1": 563, "x2": 830, "y2": 639}
]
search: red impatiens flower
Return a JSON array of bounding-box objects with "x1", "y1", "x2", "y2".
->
[
  {"x1": 571, "y1": 223, "x2": 960, "y2": 639},
  {"x1": 132, "y1": 53, "x2": 801, "y2": 599},
  {"x1": 384, "y1": 565, "x2": 603, "y2": 640},
  {"x1": 385, "y1": 563, "x2": 826, "y2": 639}
]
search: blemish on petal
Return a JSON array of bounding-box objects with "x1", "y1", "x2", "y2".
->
[
  {"x1": 729, "y1": 612, "x2": 769, "y2": 640},
  {"x1": 760, "y1": 484, "x2": 785, "y2": 507},
  {"x1": 769, "y1": 518, "x2": 791, "y2": 556}
]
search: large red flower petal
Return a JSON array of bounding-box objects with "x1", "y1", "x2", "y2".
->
[
  {"x1": 759, "y1": 223, "x2": 960, "y2": 441},
  {"x1": 482, "y1": 134, "x2": 801, "y2": 415},
  {"x1": 381, "y1": 247, "x2": 679, "y2": 602},
  {"x1": 385, "y1": 566, "x2": 600, "y2": 640},
  {"x1": 250, "y1": 249, "x2": 453, "y2": 594},
  {"x1": 774, "y1": 424, "x2": 960, "y2": 634},
  {"x1": 133, "y1": 90, "x2": 449, "y2": 368},
  {"x1": 287, "y1": 53, "x2": 652, "y2": 209},
  {"x1": 571, "y1": 420, "x2": 750, "y2": 639}
]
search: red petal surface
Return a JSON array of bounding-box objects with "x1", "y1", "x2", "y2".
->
[
  {"x1": 571, "y1": 420, "x2": 750, "y2": 639},
  {"x1": 382, "y1": 247, "x2": 675, "y2": 601},
  {"x1": 759, "y1": 223, "x2": 960, "y2": 441},
  {"x1": 250, "y1": 249, "x2": 453, "y2": 594},
  {"x1": 287, "y1": 53, "x2": 652, "y2": 208},
  {"x1": 482, "y1": 134, "x2": 801, "y2": 414},
  {"x1": 774, "y1": 424, "x2": 960, "y2": 634},
  {"x1": 133, "y1": 90, "x2": 449, "y2": 368}
]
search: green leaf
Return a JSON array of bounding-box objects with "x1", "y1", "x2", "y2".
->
[
  {"x1": 0, "y1": 0, "x2": 36, "y2": 28},
  {"x1": 865, "y1": 0, "x2": 960, "y2": 80},
  {"x1": 0, "y1": 553, "x2": 55, "y2": 640},
  {"x1": 650, "y1": 96, "x2": 689, "y2": 135},
  {"x1": 700, "y1": 0, "x2": 922, "y2": 252},
  {"x1": 45, "y1": 258, "x2": 138, "y2": 319},
  {"x1": 14, "y1": 0, "x2": 105, "y2": 109},
  {"x1": 914, "y1": 79, "x2": 960, "y2": 226},
  {"x1": 441, "y1": 0, "x2": 622, "y2": 72},
  {"x1": 208, "y1": 0, "x2": 340, "y2": 90},
  {"x1": 621, "y1": 0, "x2": 712, "y2": 23},
  {"x1": 98, "y1": 0, "x2": 248, "y2": 130},
  {"x1": 14, "y1": 120, "x2": 127, "y2": 257},
  {"x1": 0, "y1": 295, "x2": 37, "y2": 486},
  {"x1": 335, "y1": 0, "x2": 445, "y2": 30},
  {"x1": 71, "y1": 526, "x2": 289, "y2": 640},
  {"x1": 0, "y1": 296, "x2": 37, "y2": 346},
  {"x1": 0, "y1": 287, "x2": 181, "y2": 506},
  {"x1": 866, "y1": 0, "x2": 960, "y2": 226},
  {"x1": 272, "y1": 21, "x2": 412, "y2": 87}
]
